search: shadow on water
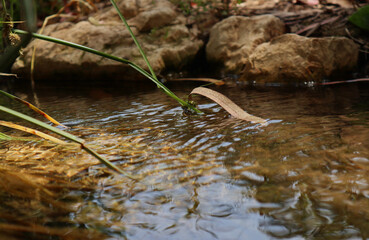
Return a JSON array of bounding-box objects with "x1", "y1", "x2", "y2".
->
[{"x1": 0, "y1": 81, "x2": 368, "y2": 239}]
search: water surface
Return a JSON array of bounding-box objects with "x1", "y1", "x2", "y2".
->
[{"x1": 1, "y1": 82, "x2": 368, "y2": 239}]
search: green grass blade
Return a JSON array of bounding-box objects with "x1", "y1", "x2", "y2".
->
[
  {"x1": 0, "y1": 105, "x2": 84, "y2": 143},
  {"x1": 0, "y1": 132, "x2": 12, "y2": 141},
  {"x1": 14, "y1": 29, "x2": 132, "y2": 65},
  {"x1": 0, "y1": 131, "x2": 36, "y2": 141},
  {"x1": 0, "y1": 90, "x2": 67, "y2": 127},
  {"x1": 110, "y1": 0, "x2": 158, "y2": 83},
  {"x1": 2, "y1": 0, "x2": 7, "y2": 13},
  {"x1": 22, "y1": 0, "x2": 36, "y2": 33},
  {"x1": 109, "y1": 0, "x2": 202, "y2": 113}
]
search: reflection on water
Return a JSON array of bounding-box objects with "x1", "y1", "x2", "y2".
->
[{"x1": 1, "y1": 83, "x2": 368, "y2": 239}]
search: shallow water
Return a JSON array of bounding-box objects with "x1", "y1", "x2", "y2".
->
[{"x1": 1, "y1": 82, "x2": 369, "y2": 239}]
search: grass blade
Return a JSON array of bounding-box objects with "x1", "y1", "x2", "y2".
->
[
  {"x1": 0, "y1": 132, "x2": 13, "y2": 141},
  {"x1": 0, "y1": 90, "x2": 67, "y2": 127},
  {"x1": 0, "y1": 105, "x2": 82, "y2": 143},
  {"x1": 109, "y1": 0, "x2": 202, "y2": 113},
  {"x1": 110, "y1": 0, "x2": 158, "y2": 83},
  {"x1": 0, "y1": 120, "x2": 67, "y2": 144},
  {"x1": 13, "y1": 29, "x2": 132, "y2": 65},
  {"x1": 0, "y1": 132, "x2": 36, "y2": 141}
]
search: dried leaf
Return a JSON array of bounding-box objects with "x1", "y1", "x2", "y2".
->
[
  {"x1": 190, "y1": 87, "x2": 267, "y2": 124},
  {"x1": 319, "y1": 78, "x2": 369, "y2": 85}
]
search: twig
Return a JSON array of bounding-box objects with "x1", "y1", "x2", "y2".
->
[
  {"x1": 296, "y1": 16, "x2": 340, "y2": 35},
  {"x1": 319, "y1": 78, "x2": 369, "y2": 85}
]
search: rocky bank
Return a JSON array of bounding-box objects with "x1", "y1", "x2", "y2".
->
[
  {"x1": 13, "y1": 0, "x2": 203, "y2": 82},
  {"x1": 12, "y1": 0, "x2": 360, "y2": 84}
]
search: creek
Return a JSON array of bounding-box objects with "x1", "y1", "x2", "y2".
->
[{"x1": 1, "y1": 81, "x2": 369, "y2": 239}]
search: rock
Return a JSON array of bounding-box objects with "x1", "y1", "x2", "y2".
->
[
  {"x1": 96, "y1": 0, "x2": 139, "y2": 21},
  {"x1": 240, "y1": 34, "x2": 359, "y2": 83},
  {"x1": 12, "y1": 0, "x2": 203, "y2": 82},
  {"x1": 127, "y1": 0, "x2": 177, "y2": 32},
  {"x1": 206, "y1": 15, "x2": 285, "y2": 73}
]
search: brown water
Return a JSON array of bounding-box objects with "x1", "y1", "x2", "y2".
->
[{"x1": 1, "y1": 82, "x2": 369, "y2": 239}]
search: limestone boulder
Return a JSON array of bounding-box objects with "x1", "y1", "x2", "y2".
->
[
  {"x1": 127, "y1": 0, "x2": 178, "y2": 32},
  {"x1": 96, "y1": 0, "x2": 140, "y2": 21},
  {"x1": 240, "y1": 34, "x2": 359, "y2": 83},
  {"x1": 206, "y1": 15, "x2": 285, "y2": 73},
  {"x1": 12, "y1": 0, "x2": 202, "y2": 82}
]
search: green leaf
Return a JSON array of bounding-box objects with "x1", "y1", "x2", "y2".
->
[{"x1": 349, "y1": 5, "x2": 369, "y2": 31}]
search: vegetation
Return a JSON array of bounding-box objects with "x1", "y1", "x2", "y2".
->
[
  {"x1": 0, "y1": 0, "x2": 162, "y2": 178},
  {"x1": 0, "y1": 0, "x2": 292, "y2": 178},
  {"x1": 0, "y1": 0, "x2": 208, "y2": 179},
  {"x1": 0, "y1": 1, "x2": 367, "y2": 239},
  {"x1": 349, "y1": 4, "x2": 369, "y2": 31}
]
